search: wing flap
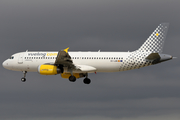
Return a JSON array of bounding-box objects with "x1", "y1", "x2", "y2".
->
[{"x1": 75, "y1": 65, "x2": 96, "y2": 72}]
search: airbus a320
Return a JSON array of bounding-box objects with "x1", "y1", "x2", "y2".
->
[{"x1": 2, "y1": 23, "x2": 174, "y2": 84}]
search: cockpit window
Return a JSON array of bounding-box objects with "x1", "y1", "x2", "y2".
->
[{"x1": 10, "y1": 56, "x2": 14, "y2": 59}]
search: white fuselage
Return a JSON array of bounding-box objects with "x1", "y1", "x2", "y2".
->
[{"x1": 3, "y1": 51, "x2": 133, "y2": 73}]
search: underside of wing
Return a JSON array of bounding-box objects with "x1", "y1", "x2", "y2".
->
[
  {"x1": 54, "y1": 47, "x2": 97, "y2": 73},
  {"x1": 54, "y1": 47, "x2": 75, "y2": 69}
]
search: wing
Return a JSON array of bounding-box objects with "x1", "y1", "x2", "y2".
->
[
  {"x1": 54, "y1": 47, "x2": 75, "y2": 69},
  {"x1": 54, "y1": 47, "x2": 96, "y2": 73}
]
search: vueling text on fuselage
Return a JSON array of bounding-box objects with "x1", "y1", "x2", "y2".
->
[{"x1": 28, "y1": 53, "x2": 57, "y2": 57}]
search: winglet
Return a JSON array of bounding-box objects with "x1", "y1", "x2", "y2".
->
[{"x1": 64, "y1": 47, "x2": 69, "y2": 53}]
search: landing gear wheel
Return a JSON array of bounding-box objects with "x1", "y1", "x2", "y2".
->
[
  {"x1": 83, "y1": 78, "x2": 91, "y2": 84},
  {"x1": 69, "y1": 76, "x2": 76, "y2": 82},
  {"x1": 21, "y1": 77, "x2": 26, "y2": 82}
]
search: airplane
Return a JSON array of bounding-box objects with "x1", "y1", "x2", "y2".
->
[{"x1": 2, "y1": 23, "x2": 174, "y2": 84}]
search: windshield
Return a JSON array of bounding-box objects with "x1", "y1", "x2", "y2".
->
[{"x1": 10, "y1": 56, "x2": 14, "y2": 59}]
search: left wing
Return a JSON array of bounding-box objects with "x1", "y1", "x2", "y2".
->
[
  {"x1": 54, "y1": 48, "x2": 96, "y2": 73},
  {"x1": 54, "y1": 47, "x2": 75, "y2": 69}
]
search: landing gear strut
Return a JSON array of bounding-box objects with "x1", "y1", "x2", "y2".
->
[
  {"x1": 21, "y1": 71, "x2": 27, "y2": 82},
  {"x1": 68, "y1": 73, "x2": 91, "y2": 84}
]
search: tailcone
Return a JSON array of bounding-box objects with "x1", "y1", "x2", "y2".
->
[{"x1": 152, "y1": 54, "x2": 173, "y2": 64}]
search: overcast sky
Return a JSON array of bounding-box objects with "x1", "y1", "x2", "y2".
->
[{"x1": 0, "y1": 0, "x2": 180, "y2": 120}]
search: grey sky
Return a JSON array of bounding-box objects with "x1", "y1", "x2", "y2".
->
[{"x1": 0, "y1": 0, "x2": 180, "y2": 120}]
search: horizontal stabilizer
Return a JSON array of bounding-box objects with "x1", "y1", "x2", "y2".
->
[
  {"x1": 146, "y1": 53, "x2": 173, "y2": 64},
  {"x1": 146, "y1": 53, "x2": 160, "y2": 60}
]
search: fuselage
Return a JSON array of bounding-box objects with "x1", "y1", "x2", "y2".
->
[{"x1": 3, "y1": 51, "x2": 137, "y2": 73}]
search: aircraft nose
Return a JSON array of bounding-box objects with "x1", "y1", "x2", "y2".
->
[
  {"x1": 2, "y1": 60, "x2": 7, "y2": 68},
  {"x1": 2, "y1": 60, "x2": 11, "y2": 70}
]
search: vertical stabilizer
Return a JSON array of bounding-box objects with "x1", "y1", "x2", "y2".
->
[{"x1": 137, "y1": 23, "x2": 169, "y2": 53}]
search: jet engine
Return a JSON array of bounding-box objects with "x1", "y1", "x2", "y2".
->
[{"x1": 38, "y1": 65, "x2": 62, "y2": 75}]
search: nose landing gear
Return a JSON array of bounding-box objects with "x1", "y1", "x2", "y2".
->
[{"x1": 21, "y1": 71, "x2": 27, "y2": 82}]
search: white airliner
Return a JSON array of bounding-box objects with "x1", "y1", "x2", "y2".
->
[{"x1": 2, "y1": 23, "x2": 174, "y2": 84}]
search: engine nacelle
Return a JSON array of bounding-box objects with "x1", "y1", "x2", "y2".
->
[{"x1": 38, "y1": 65, "x2": 61, "y2": 75}]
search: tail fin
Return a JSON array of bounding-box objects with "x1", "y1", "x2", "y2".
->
[{"x1": 137, "y1": 23, "x2": 169, "y2": 53}]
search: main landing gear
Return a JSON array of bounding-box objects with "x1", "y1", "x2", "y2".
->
[
  {"x1": 68, "y1": 73, "x2": 91, "y2": 84},
  {"x1": 21, "y1": 71, "x2": 27, "y2": 82},
  {"x1": 83, "y1": 78, "x2": 91, "y2": 84},
  {"x1": 69, "y1": 75, "x2": 76, "y2": 82}
]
